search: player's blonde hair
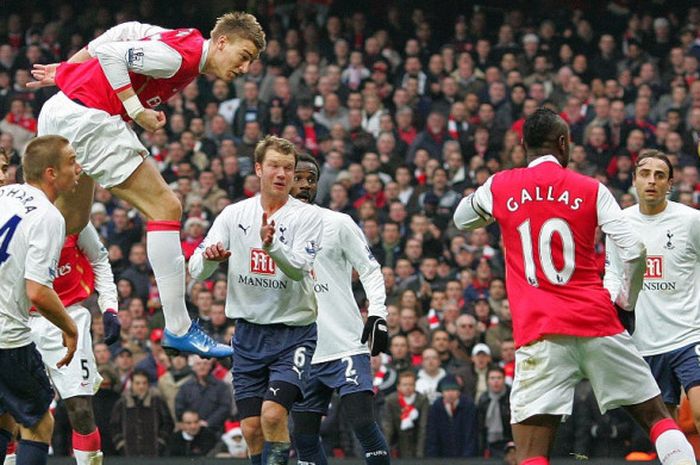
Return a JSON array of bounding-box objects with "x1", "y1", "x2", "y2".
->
[
  {"x1": 254, "y1": 135, "x2": 298, "y2": 165},
  {"x1": 22, "y1": 135, "x2": 69, "y2": 182},
  {"x1": 211, "y1": 12, "x2": 266, "y2": 57}
]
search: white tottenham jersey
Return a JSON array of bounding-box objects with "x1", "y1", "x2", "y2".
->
[
  {"x1": 189, "y1": 195, "x2": 323, "y2": 326},
  {"x1": 605, "y1": 201, "x2": 700, "y2": 356},
  {"x1": 311, "y1": 208, "x2": 387, "y2": 363},
  {"x1": 0, "y1": 184, "x2": 65, "y2": 348}
]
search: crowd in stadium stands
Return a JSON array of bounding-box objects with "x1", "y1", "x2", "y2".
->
[{"x1": 1, "y1": 0, "x2": 700, "y2": 460}]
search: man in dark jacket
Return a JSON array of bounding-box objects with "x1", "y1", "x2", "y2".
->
[
  {"x1": 425, "y1": 374, "x2": 479, "y2": 457},
  {"x1": 110, "y1": 369, "x2": 173, "y2": 456},
  {"x1": 477, "y1": 366, "x2": 512, "y2": 458},
  {"x1": 174, "y1": 356, "x2": 232, "y2": 434},
  {"x1": 168, "y1": 410, "x2": 217, "y2": 457}
]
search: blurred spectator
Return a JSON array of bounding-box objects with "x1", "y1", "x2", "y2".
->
[
  {"x1": 477, "y1": 367, "x2": 512, "y2": 457},
  {"x1": 174, "y1": 356, "x2": 232, "y2": 434},
  {"x1": 181, "y1": 217, "x2": 208, "y2": 260},
  {"x1": 415, "y1": 347, "x2": 446, "y2": 403},
  {"x1": 168, "y1": 410, "x2": 217, "y2": 457},
  {"x1": 425, "y1": 374, "x2": 478, "y2": 457},
  {"x1": 119, "y1": 243, "x2": 151, "y2": 303},
  {"x1": 0, "y1": 97, "x2": 35, "y2": 150},
  {"x1": 110, "y1": 369, "x2": 173, "y2": 456},
  {"x1": 208, "y1": 420, "x2": 248, "y2": 458},
  {"x1": 158, "y1": 354, "x2": 194, "y2": 421},
  {"x1": 382, "y1": 370, "x2": 429, "y2": 458},
  {"x1": 106, "y1": 208, "x2": 144, "y2": 258},
  {"x1": 135, "y1": 328, "x2": 169, "y2": 383},
  {"x1": 451, "y1": 314, "x2": 480, "y2": 362}
]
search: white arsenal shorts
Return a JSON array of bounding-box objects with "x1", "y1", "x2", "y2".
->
[
  {"x1": 29, "y1": 304, "x2": 102, "y2": 399},
  {"x1": 510, "y1": 332, "x2": 660, "y2": 423},
  {"x1": 38, "y1": 91, "x2": 148, "y2": 189}
]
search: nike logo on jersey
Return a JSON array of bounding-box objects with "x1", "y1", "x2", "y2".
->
[
  {"x1": 346, "y1": 376, "x2": 359, "y2": 386},
  {"x1": 80, "y1": 381, "x2": 90, "y2": 387},
  {"x1": 238, "y1": 224, "x2": 250, "y2": 235},
  {"x1": 268, "y1": 387, "x2": 280, "y2": 396},
  {"x1": 292, "y1": 365, "x2": 304, "y2": 380}
]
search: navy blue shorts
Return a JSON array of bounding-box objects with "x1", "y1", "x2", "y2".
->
[
  {"x1": 232, "y1": 320, "x2": 317, "y2": 403},
  {"x1": 645, "y1": 342, "x2": 700, "y2": 405},
  {"x1": 293, "y1": 353, "x2": 373, "y2": 414},
  {"x1": 0, "y1": 343, "x2": 54, "y2": 427}
]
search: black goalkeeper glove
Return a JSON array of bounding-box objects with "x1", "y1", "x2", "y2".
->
[{"x1": 361, "y1": 316, "x2": 388, "y2": 356}]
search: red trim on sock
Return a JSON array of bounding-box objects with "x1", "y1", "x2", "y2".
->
[
  {"x1": 6, "y1": 440, "x2": 16, "y2": 455},
  {"x1": 146, "y1": 220, "x2": 181, "y2": 232},
  {"x1": 520, "y1": 457, "x2": 549, "y2": 465},
  {"x1": 72, "y1": 429, "x2": 101, "y2": 452},
  {"x1": 650, "y1": 418, "x2": 680, "y2": 444}
]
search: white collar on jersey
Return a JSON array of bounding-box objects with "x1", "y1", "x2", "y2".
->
[
  {"x1": 528, "y1": 154, "x2": 561, "y2": 168},
  {"x1": 199, "y1": 39, "x2": 210, "y2": 73}
]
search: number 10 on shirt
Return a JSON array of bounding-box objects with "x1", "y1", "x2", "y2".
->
[{"x1": 517, "y1": 217, "x2": 576, "y2": 287}]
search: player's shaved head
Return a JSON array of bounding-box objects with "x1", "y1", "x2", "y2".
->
[{"x1": 523, "y1": 108, "x2": 571, "y2": 165}]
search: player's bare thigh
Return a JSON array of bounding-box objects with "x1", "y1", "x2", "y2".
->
[
  {"x1": 109, "y1": 160, "x2": 182, "y2": 221},
  {"x1": 55, "y1": 174, "x2": 95, "y2": 235}
]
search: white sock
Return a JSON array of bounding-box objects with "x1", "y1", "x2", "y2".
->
[
  {"x1": 147, "y1": 229, "x2": 191, "y2": 335},
  {"x1": 73, "y1": 450, "x2": 103, "y2": 465},
  {"x1": 656, "y1": 429, "x2": 697, "y2": 465},
  {"x1": 3, "y1": 454, "x2": 15, "y2": 465}
]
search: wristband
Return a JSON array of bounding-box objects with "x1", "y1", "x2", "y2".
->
[{"x1": 123, "y1": 94, "x2": 145, "y2": 119}]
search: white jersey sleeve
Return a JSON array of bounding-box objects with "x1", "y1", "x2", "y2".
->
[
  {"x1": 453, "y1": 175, "x2": 495, "y2": 231},
  {"x1": 24, "y1": 209, "x2": 64, "y2": 287},
  {"x1": 603, "y1": 233, "x2": 624, "y2": 307},
  {"x1": 188, "y1": 210, "x2": 231, "y2": 281},
  {"x1": 264, "y1": 207, "x2": 323, "y2": 281},
  {"x1": 339, "y1": 214, "x2": 386, "y2": 318},
  {"x1": 597, "y1": 184, "x2": 646, "y2": 310},
  {"x1": 77, "y1": 223, "x2": 118, "y2": 313},
  {"x1": 87, "y1": 21, "x2": 169, "y2": 55},
  {"x1": 93, "y1": 40, "x2": 182, "y2": 92}
]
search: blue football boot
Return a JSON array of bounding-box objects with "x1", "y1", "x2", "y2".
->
[{"x1": 162, "y1": 320, "x2": 233, "y2": 359}]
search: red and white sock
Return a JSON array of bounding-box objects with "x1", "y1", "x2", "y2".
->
[
  {"x1": 72, "y1": 429, "x2": 102, "y2": 465},
  {"x1": 4, "y1": 440, "x2": 16, "y2": 465},
  {"x1": 147, "y1": 221, "x2": 190, "y2": 336},
  {"x1": 651, "y1": 418, "x2": 696, "y2": 465}
]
